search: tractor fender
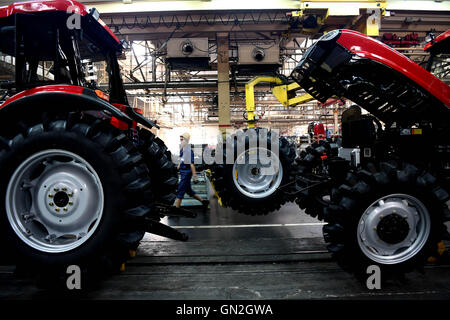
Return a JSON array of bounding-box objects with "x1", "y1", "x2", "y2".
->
[{"x1": 0, "y1": 87, "x2": 133, "y2": 130}]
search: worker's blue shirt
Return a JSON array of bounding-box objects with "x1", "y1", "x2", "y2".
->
[
  {"x1": 179, "y1": 145, "x2": 195, "y2": 173},
  {"x1": 177, "y1": 145, "x2": 197, "y2": 199}
]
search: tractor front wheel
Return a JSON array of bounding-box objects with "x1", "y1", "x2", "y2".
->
[
  {"x1": 322, "y1": 160, "x2": 449, "y2": 277},
  {"x1": 209, "y1": 128, "x2": 299, "y2": 215}
]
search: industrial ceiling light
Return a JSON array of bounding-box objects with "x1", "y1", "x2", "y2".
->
[{"x1": 123, "y1": 0, "x2": 132, "y2": 4}]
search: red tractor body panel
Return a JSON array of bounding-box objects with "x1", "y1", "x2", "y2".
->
[
  {"x1": 0, "y1": 0, "x2": 87, "y2": 17},
  {"x1": 1, "y1": 85, "x2": 84, "y2": 108},
  {"x1": 424, "y1": 30, "x2": 450, "y2": 52},
  {"x1": 336, "y1": 30, "x2": 450, "y2": 108},
  {"x1": 0, "y1": 86, "x2": 136, "y2": 130},
  {"x1": 0, "y1": 0, "x2": 120, "y2": 43}
]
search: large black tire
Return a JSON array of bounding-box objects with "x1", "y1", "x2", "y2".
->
[
  {"x1": 137, "y1": 128, "x2": 178, "y2": 206},
  {"x1": 0, "y1": 114, "x2": 155, "y2": 287},
  {"x1": 209, "y1": 128, "x2": 299, "y2": 215},
  {"x1": 321, "y1": 160, "x2": 449, "y2": 277},
  {"x1": 295, "y1": 139, "x2": 344, "y2": 221}
]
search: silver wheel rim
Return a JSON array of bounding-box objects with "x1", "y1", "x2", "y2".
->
[
  {"x1": 357, "y1": 194, "x2": 431, "y2": 265},
  {"x1": 6, "y1": 149, "x2": 104, "y2": 253},
  {"x1": 232, "y1": 147, "x2": 283, "y2": 199}
]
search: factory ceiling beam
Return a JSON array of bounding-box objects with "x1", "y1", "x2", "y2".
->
[
  {"x1": 107, "y1": 25, "x2": 294, "y2": 41},
  {"x1": 120, "y1": 81, "x2": 293, "y2": 92},
  {"x1": 78, "y1": 0, "x2": 449, "y2": 14},
  {"x1": 75, "y1": 0, "x2": 450, "y2": 41},
  {"x1": 100, "y1": 10, "x2": 293, "y2": 32},
  {"x1": 78, "y1": 0, "x2": 299, "y2": 13},
  {"x1": 119, "y1": 80, "x2": 247, "y2": 89}
]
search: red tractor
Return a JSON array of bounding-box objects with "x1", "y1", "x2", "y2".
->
[
  {"x1": 0, "y1": 0, "x2": 188, "y2": 286},
  {"x1": 293, "y1": 29, "x2": 449, "y2": 277},
  {"x1": 424, "y1": 29, "x2": 450, "y2": 78}
]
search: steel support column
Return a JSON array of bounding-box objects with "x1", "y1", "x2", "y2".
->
[{"x1": 217, "y1": 33, "x2": 231, "y2": 135}]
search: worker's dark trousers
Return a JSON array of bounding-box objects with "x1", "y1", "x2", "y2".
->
[{"x1": 177, "y1": 170, "x2": 196, "y2": 199}]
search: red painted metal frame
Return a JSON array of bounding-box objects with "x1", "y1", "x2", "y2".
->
[
  {"x1": 0, "y1": 0, "x2": 88, "y2": 18},
  {"x1": 0, "y1": 84, "x2": 84, "y2": 108},
  {"x1": 1, "y1": 85, "x2": 133, "y2": 130},
  {"x1": 337, "y1": 30, "x2": 450, "y2": 108},
  {"x1": 110, "y1": 103, "x2": 143, "y2": 129},
  {"x1": 110, "y1": 103, "x2": 129, "y2": 130},
  {"x1": 424, "y1": 30, "x2": 450, "y2": 52},
  {"x1": 0, "y1": 0, "x2": 119, "y2": 43}
]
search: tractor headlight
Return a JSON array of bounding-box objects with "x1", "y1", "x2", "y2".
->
[
  {"x1": 89, "y1": 8, "x2": 100, "y2": 20},
  {"x1": 320, "y1": 30, "x2": 340, "y2": 41}
]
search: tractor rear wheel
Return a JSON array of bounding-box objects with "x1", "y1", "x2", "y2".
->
[
  {"x1": 137, "y1": 128, "x2": 178, "y2": 206},
  {"x1": 0, "y1": 114, "x2": 155, "y2": 287}
]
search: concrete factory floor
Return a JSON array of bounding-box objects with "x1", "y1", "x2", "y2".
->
[{"x1": 1, "y1": 183, "x2": 450, "y2": 300}]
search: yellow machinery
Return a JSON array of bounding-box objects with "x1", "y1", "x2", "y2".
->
[
  {"x1": 289, "y1": 0, "x2": 387, "y2": 36},
  {"x1": 245, "y1": 76, "x2": 315, "y2": 128},
  {"x1": 206, "y1": 75, "x2": 316, "y2": 207}
]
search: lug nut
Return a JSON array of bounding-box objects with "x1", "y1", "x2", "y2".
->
[
  {"x1": 62, "y1": 187, "x2": 67, "y2": 191},
  {"x1": 69, "y1": 201, "x2": 73, "y2": 206},
  {"x1": 48, "y1": 194, "x2": 53, "y2": 198},
  {"x1": 63, "y1": 207, "x2": 68, "y2": 211},
  {"x1": 49, "y1": 202, "x2": 54, "y2": 206},
  {"x1": 68, "y1": 193, "x2": 73, "y2": 197},
  {"x1": 55, "y1": 208, "x2": 60, "y2": 212},
  {"x1": 54, "y1": 187, "x2": 59, "y2": 192}
]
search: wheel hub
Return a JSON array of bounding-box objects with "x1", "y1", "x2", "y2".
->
[
  {"x1": 251, "y1": 167, "x2": 261, "y2": 176},
  {"x1": 232, "y1": 147, "x2": 283, "y2": 199},
  {"x1": 53, "y1": 191, "x2": 70, "y2": 208},
  {"x1": 376, "y1": 213, "x2": 410, "y2": 244},
  {"x1": 43, "y1": 181, "x2": 77, "y2": 216},
  {"x1": 357, "y1": 194, "x2": 431, "y2": 265}
]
